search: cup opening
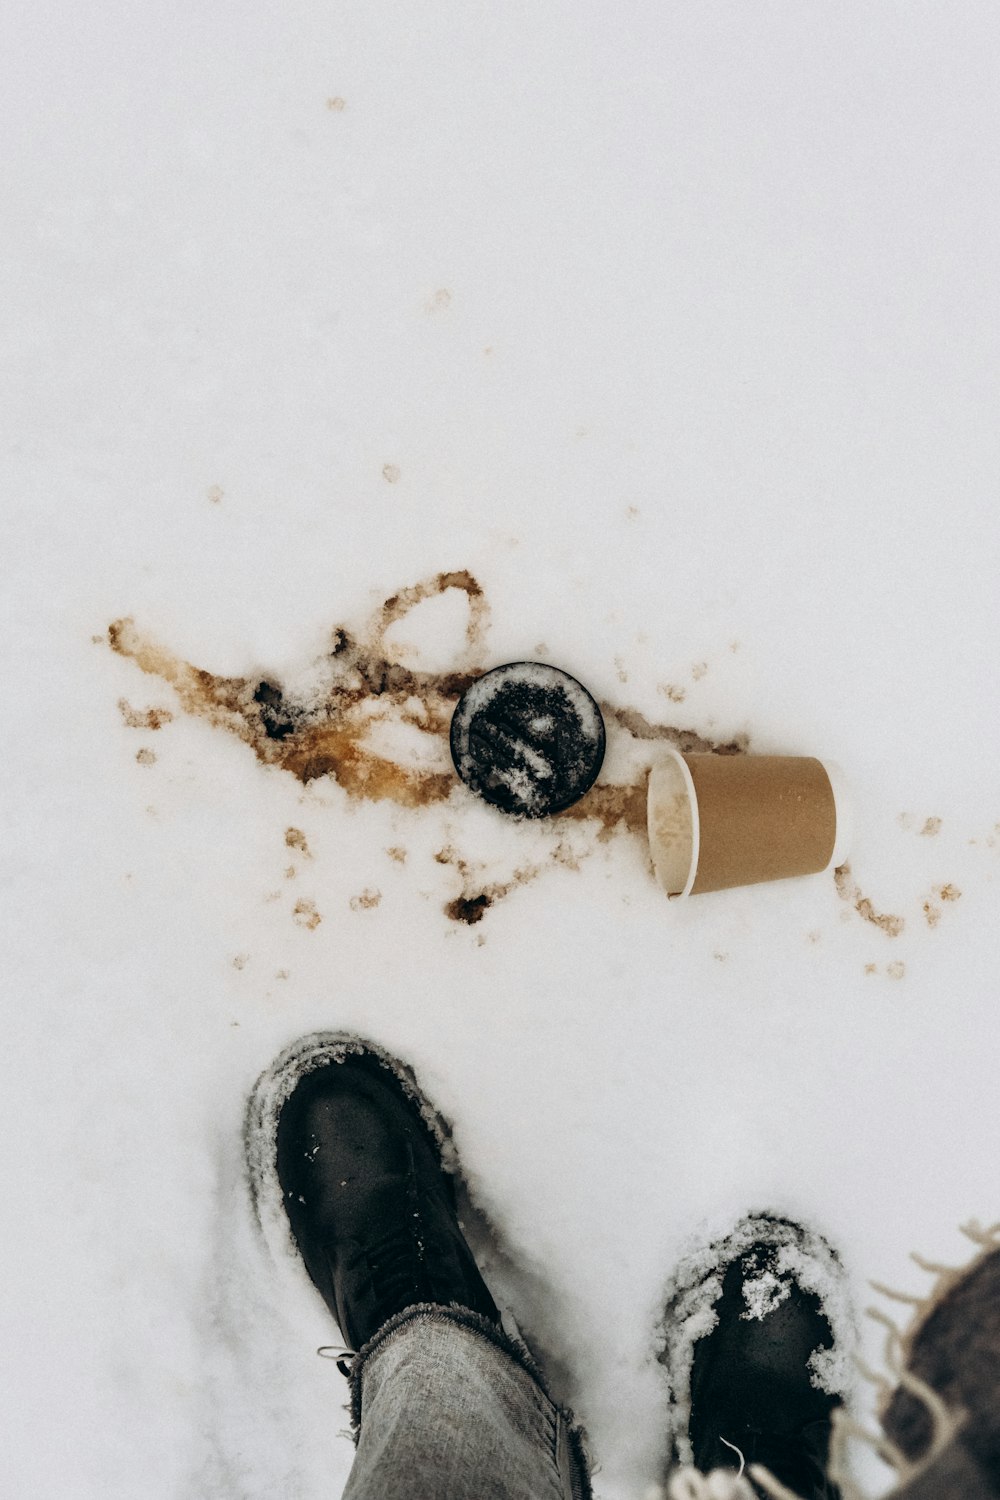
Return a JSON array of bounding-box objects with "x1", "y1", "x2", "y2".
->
[{"x1": 647, "y1": 748, "x2": 700, "y2": 900}]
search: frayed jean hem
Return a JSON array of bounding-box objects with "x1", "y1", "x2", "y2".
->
[{"x1": 346, "y1": 1302, "x2": 593, "y2": 1500}]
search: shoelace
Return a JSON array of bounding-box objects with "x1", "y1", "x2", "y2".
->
[{"x1": 317, "y1": 1344, "x2": 357, "y2": 1378}]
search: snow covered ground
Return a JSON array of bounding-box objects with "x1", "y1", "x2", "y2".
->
[{"x1": 4, "y1": 3, "x2": 1000, "y2": 1495}]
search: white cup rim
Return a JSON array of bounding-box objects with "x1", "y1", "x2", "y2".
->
[{"x1": 647, "y1": 746, "x2": 700, "y2": 900}]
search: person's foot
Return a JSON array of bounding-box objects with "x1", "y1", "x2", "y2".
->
[
  {"x1": 661, "y1": 1215, "x2": 850, "y2": 1499},
  {"x1": 274, "y1": 1040, "x2": 499, "y2": 1353}
]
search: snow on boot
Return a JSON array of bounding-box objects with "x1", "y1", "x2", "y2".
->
[
  {"x1": 245, "y1": 1031, "x2": 499, "y2": 1356},
  {"x1": 659, "y1": 1215, "x2": 854, "y2": 1500}
]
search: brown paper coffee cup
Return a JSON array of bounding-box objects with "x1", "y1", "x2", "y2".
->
[{"x1": 647, "y1": 750, "x2": 850, "y2": 898}]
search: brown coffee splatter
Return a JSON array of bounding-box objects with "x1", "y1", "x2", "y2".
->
[
  {"x1": 887, "y1": 960, "x2": 906, "y2": 980},
  {"x1": 923, "y1": 902, "x2": 941, "y2": 928},
  {"x1": 604, "y1": 704, "x2": 747, "y2": 759},
  {"x1": 108, "y1": 571, "x2": 751, "y2": 923},
  {"x1": 864, "y1": 963, "x2": 878, "y2": 975},
  {"x1": 659, "y1": 684, "x2": 686, "y2": 704},
  {"x1": 834, "y1": 864, "x2": 905, "y2": 937},
  {"x1": 135, "y1": 748, "x2": 156, "y2": 766},
  {"x1": 446, "y1": 894, "x2": 491, "y2": 924},
  {"x1": 293, "y1": 899, "x2": 321, "y2": 930},
  {"x1": 386, "y1": 846, "x2": 407, "y2": 863},
  {"x1": 920, "y1": 817, "x2": 942, "y2": 837},
  {"x1": 435, "y1": 844, "x2": 544, "y2": 924},
  {"x1": 552, "y1": 839, "x2": 582, "y2": 872},
  {"x1": 937, "y1": 883, "x2": 961, "y2": 902},
  {"x1": 284, "y1": 865, "x2": 296, "y2": 880},
  {"x1": 276, "y1": 968, "x2": 289, "y2": 980},
  {"x1": 559, "y1": 781, "x2": 649, "y2": 844},
  {"x1": 109, "y1": 571, "x2": 483, "y2": 809},
  {"x1": 350, "y1": 889, "x2": 382, "y2": 911},
  {"x1": 285, "y1": 827, "x2": 310, "y2": 856},
  {"x1": 233, "y1": 954, "x2": 248, "y2": 970},
  {"x1": 691, "y1": 662, "x2": 708, "y2": 681},
  {"x1": 119, "y1": 699, "x2": 174, "y2": 730}
]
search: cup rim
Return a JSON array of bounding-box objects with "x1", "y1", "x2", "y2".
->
[{"x1": 647, "y1": 746, "x2": 700, "y2": 900}]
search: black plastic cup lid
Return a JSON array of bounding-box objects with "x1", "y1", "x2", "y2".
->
[{"x1": 450, "y1": 661, "x2": 606, "y2": 818}]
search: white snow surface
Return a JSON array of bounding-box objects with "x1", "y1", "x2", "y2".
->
[{"x1": 3, "y1": 3, "x2": 1000, "y2": 1497}]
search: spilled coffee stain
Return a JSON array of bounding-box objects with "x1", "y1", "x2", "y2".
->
[
  {"x1": 109, "y1": 571, "x2": 484, "y2": 812},
  {"x1": 108, "y1": 570, "x2": 750, "y2": 923},
  {"x1": 285, "y1": 827, "x2": 311, "y2": 857},
  {"x1": 887, "y1": 961, "x2": 906, "y2": 980},
  {"x1": 293, "y1": 899, "x2": 321, "y2": 930},
  {"x1": 691, "y1": 662, "x2": 708, "y2": 681},
  {"x1": 920, "y1": 817, "x2": 942, "y2": 837},
  {"x1": 605, "y1": 705, "x2": 747, "y2": 759},
  {"x1": 233, "y1": 954, "x2": 248, "y2": 970},
  {"x1": 284, "y1": 865, "x2": 296, "y2": 880},
  {"x1": 386, "y1": 846, "x2": 407, "y2": 864},
  {"x1": 350, "y1": 889, "x2": 382, "y2": 911},
  {"x1": 135, "y1": 748, "x2": 156, "y2": 766},
  {"x1": 435, "y1": 844, "x2": 545, "y2": 925},
  {"x1": 923, "y1": 884, "x2": 960, "y2": 928},
  {"x1": 446, "y1": 894, "x2": 492, "y2": 925},
  {"x1": 119, "y1": 699, "x2": 173, "y2": 730},
  {"x1": 560, "y1": 781, "x2": 649, "y2": 845},
  {"x1": 864, "y1": 963, "x2": 878, "y2": 975},
  {"x1": 834, "y1": 864, "x2": 905, "y2": 937}
]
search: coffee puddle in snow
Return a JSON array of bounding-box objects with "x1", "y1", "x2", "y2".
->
[
  {"x1": 108, "y1": 570, "x2": 749, "y2": 922},
  {"x1": 108, "y1": 569, "x2": 955, "y2": 937}
]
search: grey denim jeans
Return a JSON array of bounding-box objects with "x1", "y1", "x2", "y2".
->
[{"x1": 342, "y1": 1303, "x2": 592, "y2": 1500}]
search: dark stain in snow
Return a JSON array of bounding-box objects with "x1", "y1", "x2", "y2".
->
[
  {"x1": 108, "y1": 570, "x2": 749, "y2": 924},
  {"x1": 434, "y1": 843, "x2": 550, "y2": 925}
]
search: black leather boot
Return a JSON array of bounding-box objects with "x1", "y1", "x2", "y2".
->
[
  {"x1": 663, "y1": 1216, "x2": 847, "y2": 1499},
  {"x1": 274, "y1": 1042, "x2": 500, "y2": 1353}
]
